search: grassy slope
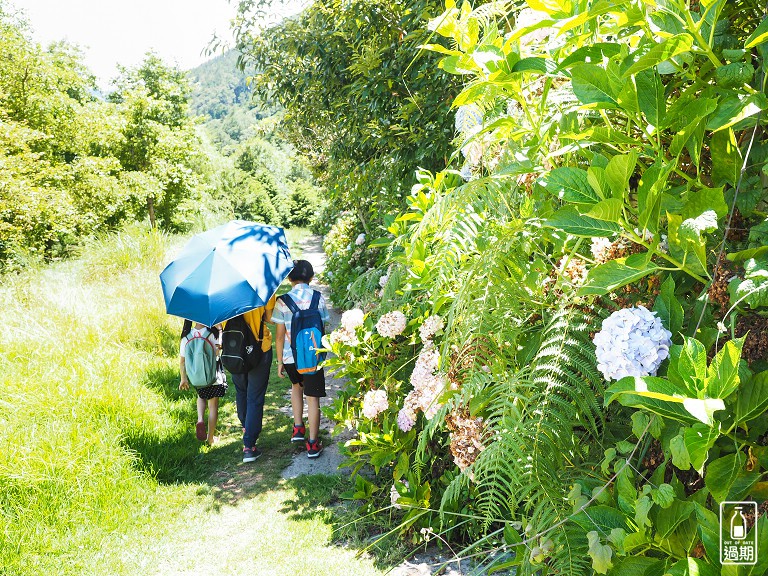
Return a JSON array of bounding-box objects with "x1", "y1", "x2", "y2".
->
[{"x1": 0, "y1": 225, "x2": 381, "y2": 576}]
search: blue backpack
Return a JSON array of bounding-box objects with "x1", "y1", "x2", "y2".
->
[{"x1": 280, "y1": 291, "x2": 325, "y2": 375}]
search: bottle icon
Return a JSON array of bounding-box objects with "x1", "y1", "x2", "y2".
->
[{"x1": 730, "y1": 506, "x2": 747, "y2": 540}]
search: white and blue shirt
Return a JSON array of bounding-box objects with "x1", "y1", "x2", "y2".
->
[{"x1": 272, "y1": 283, "x2": 330, "y2": 364}]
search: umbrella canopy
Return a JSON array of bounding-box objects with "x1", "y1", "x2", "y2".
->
[{"x1": 160, "y1": 221, "x2": 293, "y2": 327}]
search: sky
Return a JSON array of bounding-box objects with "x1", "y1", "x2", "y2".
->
[{"x1": 18, "y1": 0, "x2": 291, "y2": 89}]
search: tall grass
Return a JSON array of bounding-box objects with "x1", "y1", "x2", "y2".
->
[
  {"x1": 0, "y1": 225, "x2": 184, "y2": 573},
  {"x1": 0, "y1": 224, "x2": 384, "y2": 576}
]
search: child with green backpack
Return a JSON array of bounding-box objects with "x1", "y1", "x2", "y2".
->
[{"x1": 179, "y1": 320, "x2": 227, "y2": 445}]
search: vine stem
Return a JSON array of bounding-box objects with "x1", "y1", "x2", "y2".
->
[
  {"x1": 692, "y1": 9, "x2": 768, "y2": 335},
  {"x1": 625, "y1": 231, "x2": 709, "y2": 285}
]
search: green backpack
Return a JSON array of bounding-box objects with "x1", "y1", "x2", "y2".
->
[{"x1": 184, "y1": 329, "x2": 218, "y2": 388}]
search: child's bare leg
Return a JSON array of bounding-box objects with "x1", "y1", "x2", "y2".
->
[
  {"x1": 207, "y1": 397, "x2": 219, "y2": 444},
  {"x1": 291, "y1": 383, "x2": 305, "y2": 426},
  {"x1": 307, "y1": 395, "x2": 321, "y2": 441},
  {"x1": 195, "y1": 396, "x2": 207, "y2": 441},
  {"x1": 197, "y1": 396, "x2": 206, "y2": 423}
]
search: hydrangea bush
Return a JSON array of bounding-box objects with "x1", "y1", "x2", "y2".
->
[
  {"x1": 318, "y1": 1, "x2": 768, "y2": 572},
  {"x1": 321, "y1": 212, "x2": 380, "y2": 308}
]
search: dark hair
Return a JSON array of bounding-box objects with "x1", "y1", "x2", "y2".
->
[
  {"x1": 181, "y1": 319, "x2": 219, "y2": 340},
  {"x1": 288, "y1": 259, "x2": 314, "y2": 282}
]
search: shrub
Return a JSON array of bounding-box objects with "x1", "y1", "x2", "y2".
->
[{"x1": 232, "y1": 176, "x2": 279, "y2": 224}]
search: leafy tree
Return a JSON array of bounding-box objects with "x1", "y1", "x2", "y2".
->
[
  {"x1": 110, "y1": 54, "x2": 207, "y2": 230},
  {"x1": 0, "y1": 4, "x2": 127, "y2": 267},
  {"x1": 233, "y1": 0, "x2": 462, "y2": 231}
]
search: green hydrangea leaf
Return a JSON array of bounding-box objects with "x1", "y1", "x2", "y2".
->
[
  {"x1": 651, "y1": 483, "x2": 675, "y2": 508},
  {"x1": 587, "y1": 531, "x2": 614, "y2": 574},
  {"x1": 670, "y1": 433, "x2": 691, "y2": 470}
]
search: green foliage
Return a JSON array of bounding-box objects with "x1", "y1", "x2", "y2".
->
[
  {"x1": 234, "y1": 0, "x2": 462, "y2": 234},
  {"x1": 0, "y1": 6, "x2": 213, "y2": 269},
  {"x1": 322, "y1": 212, "x2": 380, "y2": 307},
  {"x1": 109, "y1": 53, "x2": 209, "y2": 230},
  {"x1": 235, "y1": 176, "x2": 280, "y2": 224},
  {"x1": 299, "y1": 0, "x2": 768, "y2": 572}
]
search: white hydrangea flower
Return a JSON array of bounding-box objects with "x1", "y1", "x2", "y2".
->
[
  {"x1": 362, "y1": 389, "x2": 389, "y2": 419},
  {"x1": 459, "y1": 163, "x2": 474, "y2": 182},
  {"x1": 329, "y1": 326, "x2": 360, "y2": 347},
  {"x1": 355, "y1": 233, "x2": 366, "y2": 245},
  {"x1": 590, "y1": 237, "x2": 612, "y2": 260},
  {"x1": 397, "y1": 405, "x2": 416, "y2": 432},
  {"x1": 419, "y1": 314, "x2": 445, "y2": 342},
  {"x1": 455, "y1": 104, "x2": 483, "y2": 136},
  {"x1": 634, "y1": 227, "x2": 654, "y2": 242},
  {"x1": 462, "y1": 140, "x2": 484, "y2": 165},
  {"x1": 681, "y1": 210, "x2": 718, "y2": 238},
  {"x1": 557, "y1": 256, "x2": 588, "y2": 285},
  {"x1": 593, "y1": 306, "x2": 672, "y2": 381},
  {"x1": 658, "y1": 234, "x2": 669, "y2": 254},
  {"x1": 390, "y1": 480, "x2": 410, "y2": 509},
  {"x1": 376, "y1": 310, "x2": 407, "y2": 338},
  {"x1": 409, "y1": 345, "x2": 447, "y2": 420},
  {"x1": 341, "y1": 308, "x2": 365, "y2": 331}
]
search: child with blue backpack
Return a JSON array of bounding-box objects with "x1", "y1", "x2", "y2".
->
[
  {"x1": 179, "y1": 320, "x2": 227, "y2": 445},
  {"x1": 272, "y1": 260, "x2": 329, "y2": 458}
]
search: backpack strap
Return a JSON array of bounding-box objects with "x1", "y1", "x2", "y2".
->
[
  {"x1": 186, "y1": 327, "x2": 212, "y2": 341},
  {"x1": 279, "y1": 294, "x2": 300, "y2": 314},
  {"x1": 309, "y1": 290, "x2": 321, "y2": 311},
  {"x1": 256, "y1": 313, "x2": 265, "y2": 341}
]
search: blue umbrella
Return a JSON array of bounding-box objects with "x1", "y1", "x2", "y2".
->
[{"x1": 160, "y1": 221, "x2": 294, "y2": 327}]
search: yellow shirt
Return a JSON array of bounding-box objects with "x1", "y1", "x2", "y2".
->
[{"x1": 224, "y1": 295, "x2": 276, "y2": 353}]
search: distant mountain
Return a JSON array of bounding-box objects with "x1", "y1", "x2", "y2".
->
[
  {"x1": 187, "y1": 49, "x2": 278, "y2": 153},
  {"x1": 188, "y1": 49, "x2": 251, "y2": 119}
]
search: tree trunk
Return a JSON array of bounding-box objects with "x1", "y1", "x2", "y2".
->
[{"x1": 148, "y1": 195, "x2": 156, "y2": 228}]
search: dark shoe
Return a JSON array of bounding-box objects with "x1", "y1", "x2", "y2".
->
[
  {"x1": 195, "y1": 421, "x2": 206, "y2": 441},
  {"x1": 306, "y1": 439, "x2": 323, "y2": 459},
  {"x1": 291, "y1": 424, "x2": 306, "y2": 444},
  {"x1": 242, "y1": 446, "x2": 262, "y2": 463}
]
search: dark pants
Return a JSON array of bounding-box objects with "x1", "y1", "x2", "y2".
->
[{"x1": 231, "y1": 349, "x2": 272, "y2": 448}]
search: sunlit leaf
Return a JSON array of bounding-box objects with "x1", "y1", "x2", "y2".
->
[{"x1": 623, "y1": 34, "x2": 693, "y2": 78}]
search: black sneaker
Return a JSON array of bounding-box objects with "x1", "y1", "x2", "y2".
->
[
  {"x1": 306, "y1": 439, "x2": 323, "y2": 459},
  {"x1": 242, "y1": 446, "x2": 262, "y2": 463},
  {"x1": 291, "y1": 424, "x2": 306, "y2": 444}
]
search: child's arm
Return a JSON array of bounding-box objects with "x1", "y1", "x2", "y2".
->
[
  {"x1": 179, "y1": 355, "x2": 190, "y2": 390},
  {"x1": 264, "y1": 295, "x2": 276, "y2": 324},
  {"x1": 179, "y1": 335, "x2": 190, "y2": 390},
  {"x1": 275, "y1": 323, "x2": 286, "y2": 378}
]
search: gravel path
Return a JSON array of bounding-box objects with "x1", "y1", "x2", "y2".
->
[{"x1": 279, "y1": 236, "x2": 482, "y2": 575}]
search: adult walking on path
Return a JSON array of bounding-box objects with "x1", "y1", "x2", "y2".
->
[{"x1": 226, "y1": 299, "x2": 276, "y2": 462}]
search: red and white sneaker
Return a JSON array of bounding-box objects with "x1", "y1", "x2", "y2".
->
[
  {"x1": 306, "y1": 439, "x2": 323, "y2": 459},
  {"x1": 291, "y1": 424, "x2": 306, "y2": 444}
]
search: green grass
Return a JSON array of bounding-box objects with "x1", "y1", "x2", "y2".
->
[{"x1": 0, "y1": 224, "x2": 384, "y2": 576}]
